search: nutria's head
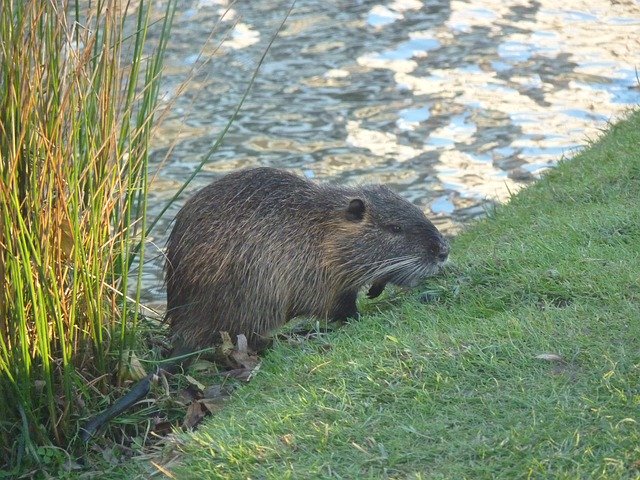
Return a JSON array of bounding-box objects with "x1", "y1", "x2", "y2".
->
[{"x1": 329, "y1": 184, "x2": 448, "y2": 288}]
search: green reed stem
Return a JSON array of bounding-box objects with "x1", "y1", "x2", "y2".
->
[{"x1": 0, "y1": 0, "x2": 175, "y2": 469}]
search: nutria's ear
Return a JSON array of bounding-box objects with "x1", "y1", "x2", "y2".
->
[{"x1": 346, "y1": 198, "x2": 365, "y2": 221}]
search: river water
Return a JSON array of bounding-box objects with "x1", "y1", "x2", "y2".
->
[{"x1": 141, "y1": 0, "x2": 640, "y2": 307}]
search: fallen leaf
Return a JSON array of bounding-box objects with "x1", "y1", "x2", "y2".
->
[
  {"x1": 219, "y1": 367, "x2": 257, "y2": 382},
  {"x1": 184, "y1": 375, "x2": 205, "y2": 391},
  {"x1": 200, "y1": 398, "x2": 225, "y2": 415},
  {"x1": 190, "y1": 359, "x2": 217, "y2": 372},
  {"x1": 236, "y1": 334, "x2": 248, "y2": 353},
  {"x1": 152, "y1": 421, "x2": 175, "y2": 437},
  {"x1": 203, "y1": 384, "x2": 235, "y2": 400},
  {"x1": 118, "y1": 350, "x2": 148, "y2": 382},
  {"x1": 219, "y1": 331, "x2": 235, "y2": 357},
  {"x1": 182, "y1": 401, "x2": 207, "y2": 429},
  {"x1": 57, "y1": 213, "x2": 75, "y2": 261},
  {"x1": 230, "y1": 335, "x2": 260, "y2": 371},
  {"x1": 535, "y1": 353, "x2": 564, "y2": 362}
]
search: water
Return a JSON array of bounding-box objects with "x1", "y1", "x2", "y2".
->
[{"x1": 141, "y1": 0, "x2": 640, "y2": 307}]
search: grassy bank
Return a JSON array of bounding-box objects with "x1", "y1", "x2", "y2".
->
[{"x1": 139, "y1": 111, "x2": 640, "y2": 479}]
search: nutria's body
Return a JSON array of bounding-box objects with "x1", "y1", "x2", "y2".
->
[
  {"x1": 166, "y1": 167, "x2": 448, "y2": 351},
  {"x1": 82, "y1": 168, "x2": 448, "y2": 440}
]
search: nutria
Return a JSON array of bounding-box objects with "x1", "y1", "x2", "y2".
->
[
  {"x1": 166, "y1": 167, "x2": 449, "y2": 352},
  {"x1": 82, "y1": 167, "x2": 449, "y2": 440}
]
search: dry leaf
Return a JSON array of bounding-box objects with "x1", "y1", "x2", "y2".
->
[
  {"x1": 58, "y1": 213, "x2": 75, "y2": 260},
  {"x1": 280, "y1": 434, "x2": 295, "y2": 446},
  {"x1": 153, "y1": 421, "x2": 175, "y2": 437},
  {"x1": 200, "y1": 398, "x2": 226, "y2": 415},
  {"x1": 236, "y1": 334, "x2": 248, "y2": 353},
  {"x1": 184, "y1": 375, "x2": 205, "y2": 392},
  {"x1": 190, "y1": 359, "x2": 217, "y2": 372},
  {"x1": 178, "y1": 387, "x2": 199, "y2": 404},
  {"x1": 203, "y1": 384, "x2": 234, "y2": 400},
  {"x1": 218, "y1": 367, "x2": 254, "y2": 382},
  {"x1": 118, "y1": 350, "x2": 148, "y2": 382},
  {"x1": 182, "y1": 401, "x2": 207, "y2": 429},
  {"x1": 230, "y1": 335, "x2": 260, "y2": 371},
  {"x1": 219, "y1": 331, "x2": 235, "y2": 357},
  {"x1": 535, "y1": 353, "x2": 564, "y2": 362}
]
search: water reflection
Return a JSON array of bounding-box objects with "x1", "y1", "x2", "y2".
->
[{"x1": 141, "y1": 0, "x2": 640, "y2": 306}]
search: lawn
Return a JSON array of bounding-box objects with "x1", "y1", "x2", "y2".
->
[{"x1": 125, "y1": 111, "x2": 639, "y2": 479}]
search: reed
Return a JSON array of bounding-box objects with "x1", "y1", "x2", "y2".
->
[{"x1": 0, "y1": 0, "x2": 174, "y2": 469}]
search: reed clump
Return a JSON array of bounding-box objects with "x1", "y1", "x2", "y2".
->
[{"x1": 0, "y1": 0, "x2": 174, "y2": 470}]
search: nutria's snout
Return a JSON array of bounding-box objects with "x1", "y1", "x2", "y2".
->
[
  {"x1": 436, "y1": 237, "x2": 450, "y2": 264},
  {"x1": 428, "y1": 235, "x2": 450, "y2": 265}
]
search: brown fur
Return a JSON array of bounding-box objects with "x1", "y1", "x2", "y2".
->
[{"x1": 165, "y1": 167, "x2": 448, "y2": 351}]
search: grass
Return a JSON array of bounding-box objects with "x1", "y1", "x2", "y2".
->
[
  {"x1": 141, "y1": 111, "x2": 640, "y2": 479},
  {"x1": 0, "y1": 0, "x2": 174, "y2": 472}
]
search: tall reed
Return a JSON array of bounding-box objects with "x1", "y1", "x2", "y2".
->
[{"x1": 0, "y1": 0, "x2": 174, "y2": 469}]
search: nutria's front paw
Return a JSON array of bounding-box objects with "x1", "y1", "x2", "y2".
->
[{"x1": 367, "y1": 281, "x2": 387, "y2": 299}]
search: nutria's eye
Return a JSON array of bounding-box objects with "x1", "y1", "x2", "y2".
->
[{"x1": 388, "y1": 224, "x2": 402, "y2": 234}]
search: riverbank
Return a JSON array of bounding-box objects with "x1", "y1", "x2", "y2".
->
[{"x1": 133, "y1": 111, "x2": 638, "y2": 478}]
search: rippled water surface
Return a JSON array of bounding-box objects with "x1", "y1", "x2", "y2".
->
[{"x1": 142, "y1": 0, "x2": 640, "y2": 306}]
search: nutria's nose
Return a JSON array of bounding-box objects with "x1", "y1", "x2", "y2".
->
[{"x1": 436, "y1": 239, "x2": 449, "y2": 262}]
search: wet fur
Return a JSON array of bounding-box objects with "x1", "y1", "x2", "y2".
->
[{"x1": 166, "y1": 167, "x2": 448, "y2": 351}]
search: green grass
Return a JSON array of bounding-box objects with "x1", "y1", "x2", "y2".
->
[
  {"x1": 148, "y1": 112, "x2": 640, "y2": 479},
  {"x1": 0, "y1": 0, "x2": 174, "y2": 471}
]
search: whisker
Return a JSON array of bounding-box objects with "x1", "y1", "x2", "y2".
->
[{"x1": 359, "y1": 256, "x2": 423, "y2": 286}]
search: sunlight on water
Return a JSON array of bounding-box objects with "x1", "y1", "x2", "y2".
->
[{"x1": 140, "y1": 0, "x2": 640, "y2": 306}]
